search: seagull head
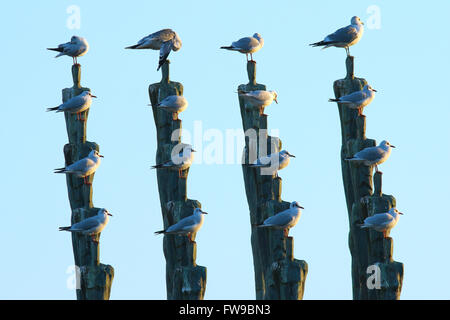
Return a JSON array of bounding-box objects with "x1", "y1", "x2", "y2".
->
[
  {"x1": 87, "y1": 92, "x2": 97, "y2": 98},
  {"x1": 253, "y1": 33, "x2": 264, "y2": 46},
  {"x1": 194, "y1": 208, "x2": 208, "y2": 215},
  {"x1": 351, "y1": 16, "x2": 364, "y2": 26},
  {"x1": 364, "y1": 85, "x2": 377, "y2": 93},
  {"x1": 281, "y1": 150, "x2": 296, "y2": 158},
  {"x1": 380, "y1": 140, "x2": 395, "y2": 149},
  {"x1": 101, "y1": 208, "x2": 113, "y2": 217},
  {"x1": 89, "y1": 149, "x2": 104, "y2": 158},
  {"x1": 270, "y1": 91, "x2": 278, "y2": 104},
  {"x1": 173, "y1": 32, "x2": 182, "y2": 51},
  {"x1": 291, "y1": 201, "x2": 304, "y2": 210},
  {"x1": 389, "y1": 208, "x2": 404, "y2": 216}
]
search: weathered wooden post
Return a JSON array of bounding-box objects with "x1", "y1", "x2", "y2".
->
[
  {"x1": 60, "y1": 64, "x2": 114, "y2": 300},
  {"x1": 333, "y1": 56, "x2": 403, "y2": 299},
  {"x1": 237, "y1": 61, "x2": 307, "y2": 300},
  {"x1": 149, "y1": 60, "x2": 207, "y2": 300}
]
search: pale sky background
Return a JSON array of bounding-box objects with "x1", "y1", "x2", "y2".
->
[{"x1": 1, "y1": 1, "x2": 449, "y2": 299}]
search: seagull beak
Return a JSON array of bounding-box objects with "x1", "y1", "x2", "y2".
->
[
  {"x1": 91, "y1": 95, "x2": 97, "y2": 98},
  {"x1": 390, "y1": 145, "x2": 396, "y2": 148},
  {"x1": 107, "y1": 213, "x2": 113, "y2": 216},
  {"x1": 99, "y1": 154, "x2": 104, "y2": 158},
  {"x1": 274, "y1": 98, "x2": 278, "y2": 104},
  {"x1": 289, "y1": 153, "x2": 296, "y2": 158},
  {"x1": 191, "y1": 149, "x2": 197, "y2": 152},
  {"x1": 372, "y1": 89, "x2": 377, "y2": 92},
  {"x1": 298, "y1": 205, "x2": 304, "y2": 209},
  {"x1": 398, "y1": 211, "x2": 404, "y2": 215},
  {"x1": 201, "y1": 210, "x2": 208, "y2": 214}
]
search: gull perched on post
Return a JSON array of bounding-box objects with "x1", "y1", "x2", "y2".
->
[
  {"x1": 47, "y1": 36, "x2": 89, "y2": 65},
  {"x1": 54, "y1": 149, "x2": 103, "y2": 185},
  {"x1": 345, "y1": 140, "x2": 395, "y2": 172},
  {"x1": 59, "y1": 208, "x2": 112, "y2": 243},
  {"x1": 249, "y1": 150, "x2": 295, "y2": 176},
  {"x1": 47, "y1": 91, "x2": 96, "y2": 121},
  {"x1": 153, "y1": 95, "x2": 188, "y2": 120},
  {"x1": 359, "y1": 208, "x2": 403, "y2": 238},
  {"x1": 221, "y1": 33, "x2": 264, "y2": 62},
  {"x1": 125, "y1": 29, "x2": 182, "y2": 71},
  {"x1": 238, "y1": 90, "x2": 278, "y2": 115},
  {"x1": 151, "y1": 145, "x2": 196, "y2": 178},
  {"x1": 310, "y1": 16, "x2": 364, "y2": 56},
  {"x1": 329, "y1": 84, "x2": 377, "y2": 116},
  {"x1": 155, "y1": 208, "x2": 208, "y2": 242},
  {"x1": 255, "y1": 202, "x2": 304, "y2": 237}
]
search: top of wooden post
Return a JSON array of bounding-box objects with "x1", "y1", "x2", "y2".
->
[
  {"x1": 247, "y1": 61, "x2": 257, "y2": 85},
  {"x1": 345, "y1": 56, "x2": 354, "y2": 80}
]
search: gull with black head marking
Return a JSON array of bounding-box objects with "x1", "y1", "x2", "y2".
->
[
  {"x1": 47, "y1": 90, "x2": 97, "y2": 121},
  {"x1": 345, "y1": 140, "x2": 395, "y2": 172},
  {"x1": 155, "y1": 208, "x2": 208, "y2": 243},
  {"x1": 54, "y1": 149, "x2": 103, "y2": 185},
  {"x1": 255, "y1": 202, "x2": 304, "y2": 237},
  {"x1": 59, "y1": 208, "x2": 112, "y2": 243}
]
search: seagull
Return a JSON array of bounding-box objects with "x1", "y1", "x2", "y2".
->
[
  {"x1": 155, "y1": 208, "x2": 208, "y2": 242},
  {"x1": 54, "y1": 149, "x2": 103, "y2": 185},
  {"x1": 47, "y1": 91, "x2": 97, "y2": 121},
  {"x1": 329, "y1": 85, "x2": 377, "y2": 116},
  {"x1": 153, "y1": 95, "x2": 188, "y2": 120},
  {"x1": 59, "y1": 208, "x2": 112, "y2": 243},
  {"x1": 125, "y1": 29, "x2": 182, "y2": 71},
  {"x1": 249, "y1": 150, "x2": 295, "y2": 176},
  {"x1": 238, "y1": 90, "x2": 278, "y2": 115},
  {"x1": 256, "y1": 202, "x2": 304, "y2": 237},
  {"x1": 47, "y1": 36, "x2": 89, "y2": 65},
  {"x1": 359, "y1": 208, "x2": 403, "y2": 238},
  {"x1": 151, "y1": 145, "x2": 196, "y2": 178},
  {"x1": 221, "y1": 33, "x2": 264, "y2": 62},
  {"x1": 310, "y1": 16, "x2": 364, "y2": 56},
  {"x1": 345, "y1": 140, "x2": 395, "y2": 172}
]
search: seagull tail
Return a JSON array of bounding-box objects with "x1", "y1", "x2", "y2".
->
[
  {"x1": 125, "y1": 44, "x2": 139, "y2": 49},
  {"x1": 46, "y1": 106, "x2": 60, "y2": 112},
  {"x1": 309, "y1": 41, "x2": 326, "y2": 47},
  {"x1": 59, "y1": 226, "x2": 71, "y2": 231},
  {"x1": 344, "y1": 157, "x2": 354, "y2": 161},
  {"x1": 54, "y1": 167, "x2": 67, "y2": 173},
  {"x1": 47, "y1": 47, "x2": 63, "y2": 52},
  {"x1": 220, "y1": 46, "x2": 234, "y2": 50},
  {"x1": 154, "y1": 229, "x2": 166, "y2": 235},
  {"x1": 357, "y1": 223, "x2": 368, "y2": 229},
  {"x1": 151, "y1": 164, "x2": 163, "y2": 169},
  {"x1": 328, "y1": 98, "x2": 340, "y2": 103}
]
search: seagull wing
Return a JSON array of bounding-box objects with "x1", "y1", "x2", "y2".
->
[
  {"x1": 364, "y1": 213, "x2": 394, "y2": 228},
  {"x1": 166, "y1": 214, "x2": 198, "y2": 233},
  {"x1": 66, "y1": 157, "x2": 96, "y2": 173},
  {"x1": 263, "y1": 211, "x2": 295, "y2": 228},
  {"x1": 70, "y1": 216, "x2": 100, "y2": 232},
  {"x1": 324, "y1": 25, "x2": 358, "y2": 45},
  {"x1": 232, "y1": 36, "x2": 260, "y2": 51},
  {"x1": 158, "y1": 40, "x2": 174, "y2": 70},
  {"x1": 339, "y1": 90, "x2": 368, "y2": 104},
  {"x1": 353, "y1": 146, "x2": 385, "y2": 161},
  {"x1": 58, "y1": 94, "x2": 86, "y2": 112}
]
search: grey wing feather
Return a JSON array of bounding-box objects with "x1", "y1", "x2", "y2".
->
[
  {"x1": 354, "y1": 146, "x2": 384, "y2": 161},
  {"x1": 59, "y1": 95, "x2": 85, "y2": 111},
  {"x1": 364, "y1": 213, "x2": 393, "y2": 226},
  {"x1": 158, "y1": 41, "x2": 174, "y2": 70},
  {"x1": 325, "y1": 25, "x2": 358, "y2": 44},
  {"x1": 263, "y1": 212, "x2": 295, "y2": 227},
  {"x1": 70, "y1": 217, "x2": 100, "y2": 231},
  {"x1": 233, "y1": 37, "x2": 258, "y2": 50},
  {"x1": 167, "y1": 215, "x2": 197, "y2": 232},
  {"x1": 340, "y1": 90, "x2": 367, "y2": 103},
  {"x1": 66, "y1": 157, "x2": 95, "y2": 172}
]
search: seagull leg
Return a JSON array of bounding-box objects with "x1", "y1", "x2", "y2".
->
[
  {"x1": 172, "y1": 113, "x2": 178, "y2": 121},
  {"x1": 187, "y1": 233, "x2": 194, "y2": 243},
  {"x1": 250, "y1": 53, "x2": 254, "y2": 62},
  {"x1": 284, "y1": 229, "x2": 288, "y2": 237},
  {"x1": 246, "y1": 53, "x2": 249, "y2": 61},
  {"x1": 91, "y1": 234, "x2": 99, "y2": 243}
]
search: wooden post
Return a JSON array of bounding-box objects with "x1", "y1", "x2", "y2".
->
[
  {"x1": 60, "y1": 64, "x2": 114, "y2": 300},
  {"x1": 333, "y1": 56, "x2": 403, "y2": 300},
  {"x1": 149, "y1": 60, "x2": 207, "y2": 300},
  {"x1": 238, "y1": 61, "x2": 307, "y2": 300}
]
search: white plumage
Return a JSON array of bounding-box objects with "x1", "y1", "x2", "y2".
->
[
  {"x1": 359, "y1": 208, "x2": 403, "y2": 238},
  {"x1": 257, "y1": 202, "x2": 304, "y2": 237},
  {"x1": 47, "y1": 36, "x2": 89, "y2": 64},
  {"x1": 221, "y1": 33, "x2": 264, "y2": 61},
  {"x1": 155, "y1": 208, "x2": 208, "y2": 242},
  {"x1": 59, "y1": 208, "x2": 112, "y2": 243}
]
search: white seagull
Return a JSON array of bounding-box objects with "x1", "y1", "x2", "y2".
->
[
  {"x1": 59, "y1": 208, "x2": 112, "y2": 243},
  {"x1": 249, "y1": 150, "x2": 295, "y2": 176},
  {"x1": 47, "y1": 91, "x2": 97, "y2": 121},
  {"x1": 238, "y1": 90, "x2": 278, "y2": 115},
  {"x1": 125, "y1": 29, "x2": 182, "y2": 71},
  {"x1": 47, "y1": 36, "x2": 89, "y2": 64},
  {"x1": 151, "y1": 145, "x2": 196, "y2": 178},
  {"x1": 345, "y1": 140, "x2": 395, "y2": 172},
  {"x1": 221, "y1": 33, "x2": 264, "y2": 62},
  {"x1": 359, "y1": 208, "x2": 403, "y2": 238},
  {"x1": 256, "y1": 202, "x2": 304, "y2": 237},
  {"x1": 329, "y1": 85, "x2": 377, "y2": 116},
  {"x1": 54, "y1": 149, "x2": 103, "y2": 185},
  {"x1": 155, "y1": 208, "x2": 208, "y2": 242},
  {"x1": 154, "y1": 95, "x2": 188, "y2": 120},
  {"x1": 310, "y1": 16, "x2": 364, "y2": 56}
]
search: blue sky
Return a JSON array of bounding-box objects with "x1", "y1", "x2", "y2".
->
[{"x1": 1, "y1": 1, "x2": 449, "y2": 299}]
